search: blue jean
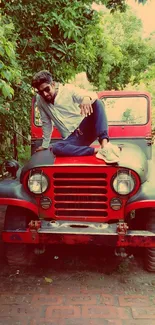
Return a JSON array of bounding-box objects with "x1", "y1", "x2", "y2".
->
[{"x1": 52, "y1": 99, "x2": 109, "y2": 157}]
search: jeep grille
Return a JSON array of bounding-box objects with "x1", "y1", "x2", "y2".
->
[{"x1": 53, "y1": 173, "x2": 108, "y2": 217}]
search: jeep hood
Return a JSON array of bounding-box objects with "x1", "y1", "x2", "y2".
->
[{"x1": 20, "y1": 143, "x2": 148, "y2": 183}]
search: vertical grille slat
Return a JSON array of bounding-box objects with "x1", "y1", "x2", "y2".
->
[{"x1": 53, "y1": 172, "x2": 108, "y2": 218}]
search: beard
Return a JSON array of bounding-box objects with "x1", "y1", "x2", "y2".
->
[
  {"x1": 45, "y1": 93, "x2": 56, "y2": 104},
  {"x1": 43, "y1": 94, "x2": 54, "y2": 103}
]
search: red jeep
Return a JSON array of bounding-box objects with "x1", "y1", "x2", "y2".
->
[{"x1": 1, "y1": 90, "x2": 155, "y2": 271}]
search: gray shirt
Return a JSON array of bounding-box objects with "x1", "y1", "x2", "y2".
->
[{"x1": 36, "y1": 83, "x2": 98, "y2": 148}]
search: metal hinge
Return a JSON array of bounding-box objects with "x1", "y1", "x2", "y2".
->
[{"x1": 145, "y1": 134, "x2": 154, "y2": 146}]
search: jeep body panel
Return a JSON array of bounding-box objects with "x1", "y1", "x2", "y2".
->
[
  {"x1": 2, "y1": 220, "x2": 155, "y2": 247},
  {"x1": 125, "y1": 163, "x2": 155, "y2": 215},
  {"x1": 0, "y1": 179, "x2": 38, "y2": 215},
  {"x1": 20, "y1": 143, "x2": 148, "y2": 183}
]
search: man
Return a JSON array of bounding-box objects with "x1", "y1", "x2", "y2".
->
[{"x1": 32, "y1": 70, "x2": 120, "y2": 163}]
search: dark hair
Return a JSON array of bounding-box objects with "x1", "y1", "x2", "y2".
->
[{"x1": 31, "y1": 70, "x2": 53, "y2": 89}]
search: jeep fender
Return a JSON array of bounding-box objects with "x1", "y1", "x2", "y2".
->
[
  {"x1": 125, "y1": 166, "x2": 155, "y2": 216},
  {"x1": 0, "y1": 179, "x2": 38, "y2": 215}
]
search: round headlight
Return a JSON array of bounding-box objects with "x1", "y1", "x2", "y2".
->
[
  {"x1": 112, "y1": 170, "x2": 135, "y2": 195},
  {"x1": 28, "y1": 173, "x2": 48, "y2": 194}
]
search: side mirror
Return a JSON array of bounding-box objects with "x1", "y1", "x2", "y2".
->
[{"x1": 4, "y1": 159, "x2": 20, "y2": 178}]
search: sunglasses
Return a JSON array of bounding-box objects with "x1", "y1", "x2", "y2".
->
[{"x1": 37, "y1": 86, "x2": 51, "y2": 96}]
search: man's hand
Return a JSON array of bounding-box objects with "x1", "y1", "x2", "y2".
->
[
  {"x1": 35, "y1": 146, "x2": 47, "y2": 152},
  {"x1": 80, "y1": 97, "x2": 93, "y2": 117}
]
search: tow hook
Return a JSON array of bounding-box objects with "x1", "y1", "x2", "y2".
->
[
  {"x1": 115, "y1": 223, "x2": 129, "y2": 258},
  {"x1": 29, "y1": 220, "x2": 41, "y2": 230},
  {"x1": 117, "y1": 222, "x2": 128, "y2": 244},
  {"x1": 117, "y1": 222, "x2": 128, "y2": 237},
  {"x1": 29, "y1": 220, "x2": 41, "y2": 241}
]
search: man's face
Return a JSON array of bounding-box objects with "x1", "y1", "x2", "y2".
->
[{"x1": 37, "y1": 82, "x2": 56, "y2": 103}]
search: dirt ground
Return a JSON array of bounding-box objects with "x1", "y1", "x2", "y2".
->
[{"x1": 0, "y1": 205, "x2": 155, "y2": 325}]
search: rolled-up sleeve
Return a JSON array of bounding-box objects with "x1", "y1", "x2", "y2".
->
[{"x1": 38, "y1": 105, "x2": 53, "y2": 148}]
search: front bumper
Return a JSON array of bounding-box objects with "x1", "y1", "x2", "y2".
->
[{"x1": 2, "y1": 220, "x2": 155, "y2": 247}]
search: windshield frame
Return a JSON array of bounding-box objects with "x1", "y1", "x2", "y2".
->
[{"x1": 101, "y1": 94, "x2": 149, "y2": 127}]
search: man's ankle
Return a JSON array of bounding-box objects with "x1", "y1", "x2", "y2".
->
[
  {"x1": 94, "y1": 148, "x2": 98, "y2": 154},
  {"x1": 101, "y1": 139, "x2": 108, "y2": 148}
]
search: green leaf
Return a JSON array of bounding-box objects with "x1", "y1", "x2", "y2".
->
[
  {"x1": 0, "y1": 45, "x2": 5, "y2": 56},
  {"x1": 1, "y1": 70, "x2": 12, "y2": 81},
  {"x1": 0, "y1": 81, "x2": 14, "y2": 98},
  {"x1": 5, "y1": 43, "x2": 15, "y2": 58},
  {"x1": 44, "y1": 277, "x2": 53, "y2": 284}
]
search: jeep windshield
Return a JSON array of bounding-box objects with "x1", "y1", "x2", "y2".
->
[
  {"x1": 34, "y1": 95, "x2": 148, "y2": 127},
  {"x1": 103, "y1": 96, "x2": 148, "y2": 125}
]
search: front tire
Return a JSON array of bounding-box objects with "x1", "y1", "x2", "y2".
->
[
  {"x1": 145, "y1": 212, "x2": 155, "y2": 272},
  {"x1": 5, "y1": 244, "x2": 28, "y2": 266},
  {"x1": 4, "y1": 206, "x2": 37, "y2": 266}
]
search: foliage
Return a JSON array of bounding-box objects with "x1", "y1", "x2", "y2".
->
[
  {"x1": 1, "y1": 1, "x2": 154, "y2": 88},
  {"x1": 139, "y1": 74, "x2": 155, "y2": 132},
  {"x1": 0, "y1": 14, "x2": 20, "y2": 160},
  {"x1": 87, "y1": 8, "x2": 155, "y2": 90},
  {"x1": 1, "y1": 0, "x2": 101, "y2": 82},
  {"x1": 0, "y1": 14, "x2": 31, "y2": 162},
  {"x1": 136, "y1": 0, "x2": 148, "y2": 3},
  {"x1": 0, "y1": 0, "x2": 154, "y2": 164},
  {"x1": 17, "y1": 144, "x2": 31, "y2": 165},
  {"x1": 0, "y1": 15, "x2": 21, "y2": 99},
  {"x1": 122, "y1": 109, "x2": 135, "y2": 123}
]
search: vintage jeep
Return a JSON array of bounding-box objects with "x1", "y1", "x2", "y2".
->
[{"x1": 0, "y1": 90, "x2": 155, "y2": 271}]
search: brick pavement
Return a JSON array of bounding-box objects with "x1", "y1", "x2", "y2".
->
[
  {"x1": 0, "y1": 290, "x2": 155, "y2": 325},
  {"x1": 1, "y1": 207, "x2": 155, "y2": 325}
]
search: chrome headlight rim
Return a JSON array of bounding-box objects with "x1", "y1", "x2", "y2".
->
[
  {"x1": 27, "y1": 171, "x2": 49, "y2": 194},
  {"x1": 111, "y1": 169, "x2": 136, "y2": 196}
]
